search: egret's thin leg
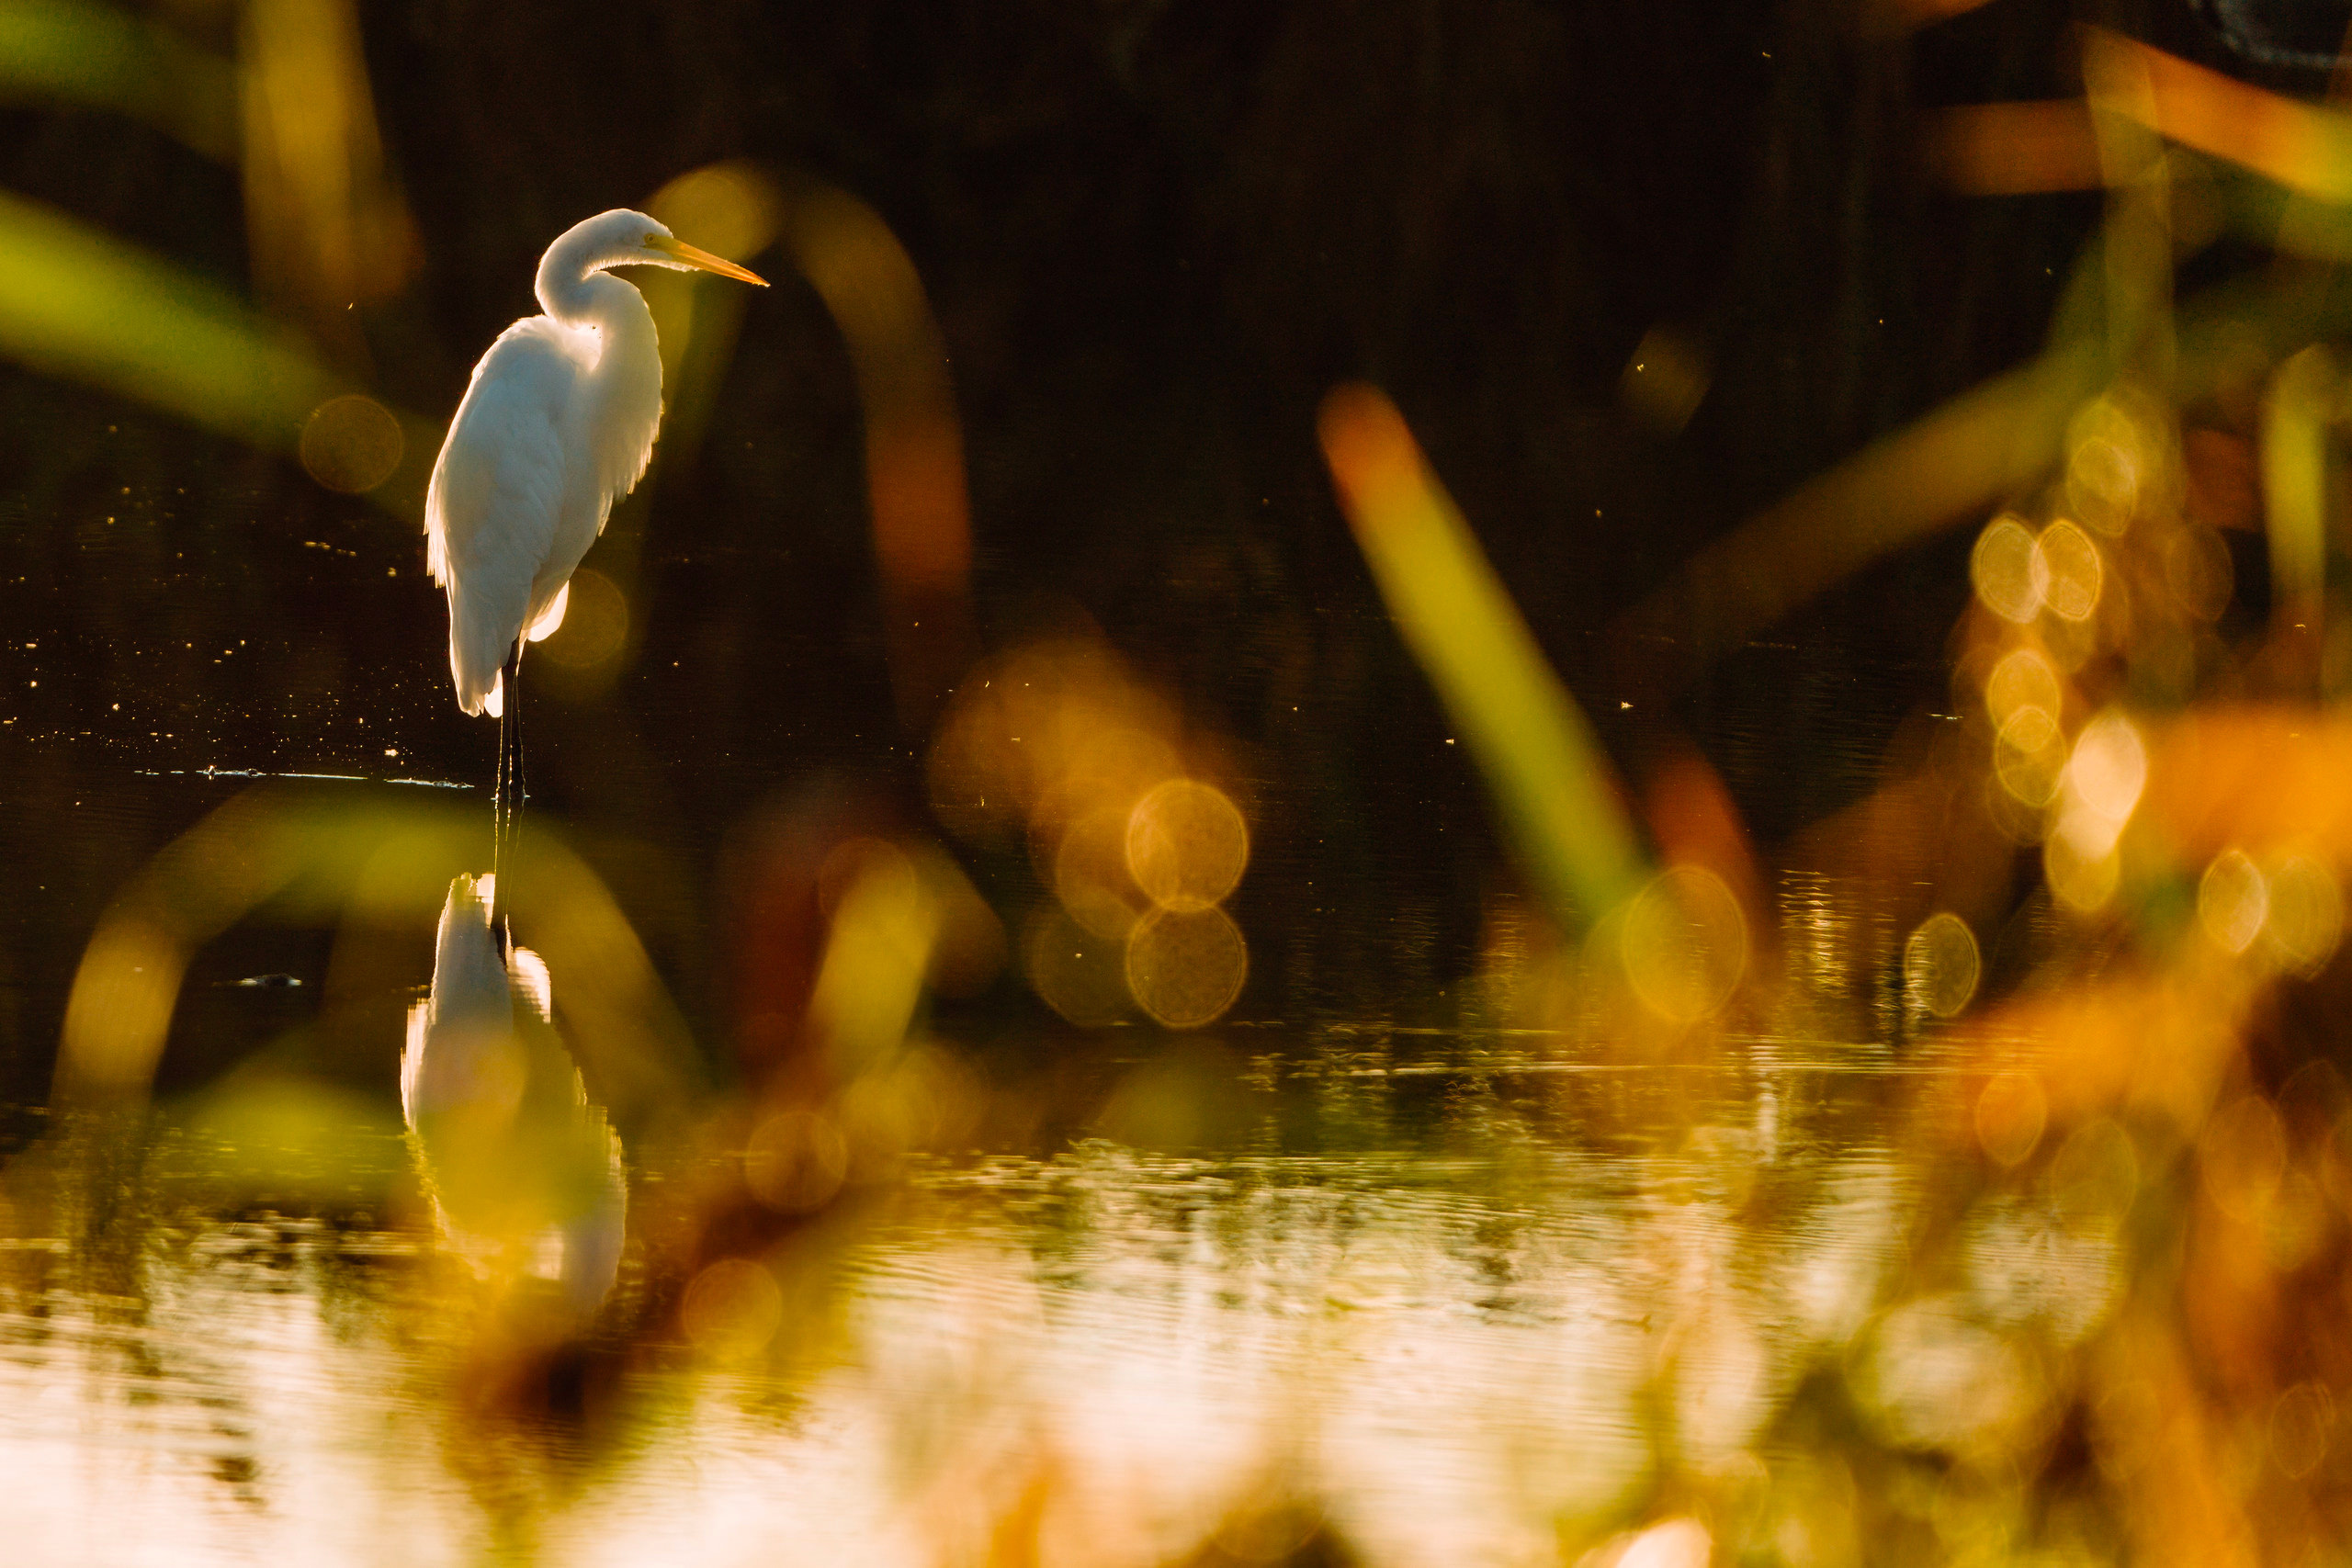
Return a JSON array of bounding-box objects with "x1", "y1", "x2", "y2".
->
[
  {"x1": 492, "y1": 694, "x2": 508, "y2": 851},
  {"x1": 491, "y1": 639, "x2": 522, "y2": 940},
  {"x1": 511, "y1": 658, "x2": 526, "y2": 828},
  {"x1": 491, "y1": 712, "x2": 505, "y2": 883}
]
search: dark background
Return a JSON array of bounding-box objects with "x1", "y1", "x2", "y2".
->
[{"x1": 0, "y1": 0, "x2": 2303, "y2": 1095}]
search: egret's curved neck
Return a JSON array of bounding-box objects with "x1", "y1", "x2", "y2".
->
[
  {"x1": 536, "y1": 251, "x2": 644, "y2": 332},
  {"x1": 530, "y1": 244, "x2": 665, "y2": 498},
  {"x1": 535, "y1": 257, "x2": 661, "y2": 400}
]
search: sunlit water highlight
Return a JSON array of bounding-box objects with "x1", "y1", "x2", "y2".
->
[{"x1": 0, "y1": 1046, "x2": 2108, "y2": 1566}]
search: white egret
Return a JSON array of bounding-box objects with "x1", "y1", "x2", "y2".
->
[{"x1": 424, "y1": 209, "x2": 767, "y2": 892}]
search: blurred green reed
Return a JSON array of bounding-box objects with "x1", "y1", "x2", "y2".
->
[
  {"x1": 0, "y1": 0, "x2": 318, "y2": 437},
  {"x1": 1317, "y1": 383, "x2": 1646, "y2": 933},
  {"x1": 0, "y1": 188, "x2": 345, "y2": 447},
  {"x1": 0, "y1": 0, "x2": 235, "y2": 158},
  {"x1": 2262, "y1": 344, "x2": 2335, "y2": 636},
  {"x1": 0, "y1": 0, "x2": 439, "y2": 502}
]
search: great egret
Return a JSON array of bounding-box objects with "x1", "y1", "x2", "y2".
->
[{"x1": 424, "y1": 209, "x2": 767, "y2": 893}]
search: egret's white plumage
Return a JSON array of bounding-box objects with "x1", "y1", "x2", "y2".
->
[{"x1": 424, "y1": 209, "x2": 765, "y2": 717}]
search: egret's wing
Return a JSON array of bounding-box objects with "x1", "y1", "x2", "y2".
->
[{"x1": 424, "y1": 320, "x2": 580, "y2": 715}]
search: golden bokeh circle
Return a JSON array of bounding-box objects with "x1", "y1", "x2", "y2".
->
[
  {"x1": 1126, "y1": 778, "x2": 1250, "y2": 911},
  {"x1": 2065, "y1": 710, "x2": 2146, "y2": 826},
  {"x1": 1975, "y1": 1072, "x2": 2047, "y2": 1167},
  {"x1": 743, "y1": 1108, "x2": 849, "y2": 1213},
  {"x1": 299, "y1": 394, "x2": 403, "y2": 493},
  {"x1": 2272, "y1": 1382, "x2": 2335, "y2": 1480},
  {"x1": 1023, "y1": 907, "x2": 1131, "y2": 1026},
  {"x1": 1621, "y1": 865, "x2": 1747, "y2": 1024},
  {"x1": 1994, "y1": 707, "x2": 2066, "y2": 809},
  {"x1": 2065, "y1": 393, "x2": 2170, "y2": 536},
  {"x1": 537, "y1": 567, "x2": 630, "y2": 669},
  {"x1": 2202, "y1": 1095, "x2": 2287, "y2": 1223},
  {"x1": 2199, "y1": 849, "x2": 2268, "y2": 955},
  {"x1": 2164, "y1": 524, "x2": 2234, "y2": 623},
  {"x1": 2068, "y1": 441, "x2": 2139, "y2": 534},
  {"x1": 680, "y1": 1257, "x2": 785, "y2": 1355},
  {"x1": 1970, "y1": 515, "x2": 2045, "y2": 624},
  {"x1": 2265, "y1": 855, "x2": 2346, "y2": 976},
  {"x1": 2044, "y1": 828, "x2": 2120, "y2": 912},
  {"x1": 2035, "y1": 521, "x2": 2103, "y2": 623},
  {"x1": 1984, "y1": 648, "x2": 2062, "y2": 730},
  {"x1": 647, "y1": 162, "x2": 783, "y2": 269},
  {"x1": 1125, "y1": 905, "x2": 1249, "y2": 1028},
  {"x1": 1903, "y1": 912, "x2": 1981, "y2": 1021},
  {"x1": 1054, "y1": 807, "x2": 1148, "y2": 940},
  {"x1": 2048, "y1": 1118, "x2": 2140, "y2": 1229}
]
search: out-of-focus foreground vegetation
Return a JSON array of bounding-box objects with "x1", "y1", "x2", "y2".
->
[{"x1": 13, "y1": 0, "x2": 2352, "y2": 1563}]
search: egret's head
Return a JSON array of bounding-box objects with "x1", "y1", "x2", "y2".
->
[{"x1": 555, "y1": 209, "x2": 770, "y2": 288}]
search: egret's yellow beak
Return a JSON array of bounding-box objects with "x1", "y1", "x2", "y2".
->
[{"x1": 645, "y1": 233, "x2": 768, "y2": 285}]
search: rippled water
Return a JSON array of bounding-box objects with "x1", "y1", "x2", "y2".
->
[{"x1": 3, "y1": 1037, "x2": 2023, "y2": 1566}]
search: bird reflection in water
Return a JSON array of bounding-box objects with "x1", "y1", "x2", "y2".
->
[{"x1": 401, "y1": 874, "x2": 628, "y2": 1335}]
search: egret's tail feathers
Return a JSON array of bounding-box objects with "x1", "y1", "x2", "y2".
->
[
  {"x1": 453, "y1": 643, "x2": 504, "y2": 716},
  {"x1": 453, "y1": 649, "x2": 507, "y2": 717},
  {"x1": 449, "y1": 581, "x2": 526, "y2": 716},
  {"x1": 525, "y1": 581, "x2": 569, "y2": 643}
]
